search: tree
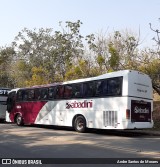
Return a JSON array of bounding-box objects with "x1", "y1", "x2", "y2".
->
[
  {"x1": 148, "y1": 19, "x2": 160, "y2": 95},
  {"x1": 10, "y1": 59, "x2": 31, "y2": 87},
  {"x1": 13, "y1": 27, "x2": 57, "y2": 86},
  {"x1": 88, "y1": 30, "x2": 141, "y2": 73},
  {"x1": 52, "y1": 20, "x2": 84, "y2": 79},
  {"x1": 108, "y1": 30, "x2": 140, "y2": 70},
  {"x1": 149, "y1": 19, "x2": 160, "y2": 57},
  {"x1": 25, "y1": 66, "x2": 49, "y2": 86},
  {"x1": 0, "y1": 46, "x2": 15, "y2": 88},
  {"x1": 12, "y1": 20, "x2": 89, "y2": 86}
]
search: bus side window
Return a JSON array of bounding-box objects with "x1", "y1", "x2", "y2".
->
[
  {"x1": 107, "y1": 77, "x2": 122, "y2": 96},
  {"x1": 55, "y1": 86, "x2": 64, "y2": 99},
  {"x1": 72, "y1": 83, "x2": 83, "y2": 98},
  {"x1": 23, "y1": 91, "x2": 28, "y2": 101},
  {"x1": 102, "y1": 80, "x2": 108, "y2": 95},
  {"x1": 83, "y1": 81, "x2": 95, "y2": 97},
  {"x1": 95, "y1": 81, "x2": 103, "y2": 96},
  {"x1": 40, "y1": 88, "x2": 48, "y2": 100},
  {"x1": 64, "y1": 85, "x2": 72, "y2": 99},
  {"x1": 27, "y1": 90, "x2": 35, "y2": 101},
  {"x1": 17, "y1": 90, "x2": 24, "y2": 101},
  {"x1": 35, "y1": 89, "x2": 41, "y2": 100},
  {"x1": 49, "y1": 87, "x2": 55, "y2": 99}
]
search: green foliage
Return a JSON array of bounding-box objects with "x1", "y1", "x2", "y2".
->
[
  {"x1": 65, "y1": 66, "x2": 82, "y2": 80},
  {"x1": 0, "y1": 47, "x2": 15, "y2": 88},
  {"x1": 97, "y1": 54, "x2": 105, "y2": 67},
  {"x1": 138, "y1": 58, "x2": 160, "y2": 94},
  {"x1": 65, "y1": 59, "x2": 89, "y2": 80},
  {"x1": 25, "y1": 66, "x2": 49, "y2": 86},
  {"x1": 52, "y1": 20, "x2": 84, "y2": 79},
  {"x1": 108, "y1": 43, "x2": 120, "y2": 70},
  {"x1": 10, "y1": 59, "x2": 31, "y2": 88},
  {"x1": 10, "y1": 20, "x2": 88, "y2": 86}
]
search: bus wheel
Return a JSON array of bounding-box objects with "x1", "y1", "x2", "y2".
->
[
  {"x1": 16, "y1": 114, "x2": 24, "y2": 126},
  {"x1": 74, "y1": 116, "x2": 86, "y2": 133}
]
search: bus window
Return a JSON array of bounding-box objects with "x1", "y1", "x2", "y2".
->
[
  {"x1": 83, "y1": 81, "x2": 95, "y2": 97},
  {"x1": 64, "y1": 85, "x2": 72, "y2": 99},
  {"x1": 48, "y1": 87, "x2": 55, "y2": 99},
  {"x1": 102, "y1": 79, "x2": 108, "y2": 95},
  {"x1": 27, "y1": 90, "x2": 35, "y2": 101},
  {"x1": 72, "y1": 83, "x2": 83, "y2": 98},
  {"x1": 107, "y1": 77, "x2": 122, "y2": 96},
  {"x1": 17, "y1": 90, "x2": 24, "y2": 101},
  {"x1": 23, "y1": 90, "x2": 30, "y2": 101},
  {"x1": 40, "y1": 88, "x2": 48, "y2": 100},
  {"x1": 55, "y1": 86, "x2": 64, "y2": 99},
  {"x1": 35, "y1": 89, "x2": 41, "y2": 100},
  {"x1": 95, "y1": 80, "x2": 103, "y2": 96}
]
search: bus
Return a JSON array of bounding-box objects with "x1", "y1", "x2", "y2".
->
[
  {"x1": 0, "y1": 88, "x2": 10, "y2": 122},
  {"x1": 6, "y1": 70, "x2": 153, "y2": 132}
]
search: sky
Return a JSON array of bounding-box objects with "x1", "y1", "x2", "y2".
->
[{"x1": 0, "y1": 0, "x2": 160, "y2": 48}]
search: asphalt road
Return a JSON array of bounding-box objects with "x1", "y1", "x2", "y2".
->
[{"x1": 0, "y1": 123, "x2": 160, "y2": 167}]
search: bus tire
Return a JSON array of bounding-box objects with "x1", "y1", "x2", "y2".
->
[
  {"x1": 16, "y1": 114, "x2": 24, "y2": 126},
  {"x1": 74, "y1": 116, "x2": 86, "y2": 133}
]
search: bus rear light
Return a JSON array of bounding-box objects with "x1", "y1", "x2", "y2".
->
[{"x1": 126, "y1": 109, "x2": 130, "y2": 119}]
